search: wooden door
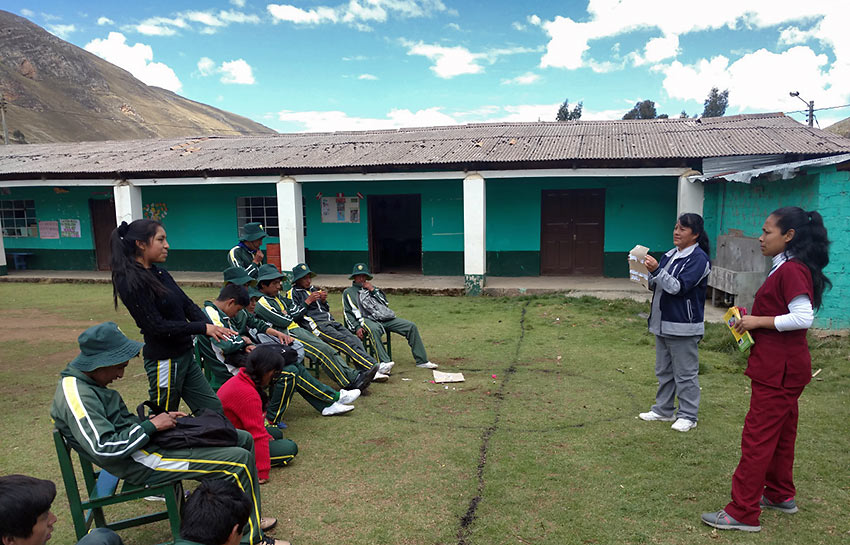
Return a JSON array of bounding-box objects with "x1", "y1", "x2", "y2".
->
[
  {"x1": 540, "y1": 189, "x2": 605, "y2": 275},
  {"x1": 89, "y1": 198, "x2": 116, "y2": 271}
]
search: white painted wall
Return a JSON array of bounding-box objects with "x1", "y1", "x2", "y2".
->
[
  {"x1": 276, "y1": 177, "x2": 305, "y2": 271},
  {"x1": 677, "y1": 173, "x2": 704, "y2": 217},
  {"x1": 463, "y1": 174, "x2": 486, "y2": 276},
  {"x1": 0, "y1": 229, "x2": 6, "y2": 270},
  {"x1": 113, "y1": 181, "x2": 142, "y2": 225}
]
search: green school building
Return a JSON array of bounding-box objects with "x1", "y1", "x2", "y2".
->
[{"x1": 1, "y1": 114, "x2": 849, "y2": 327}]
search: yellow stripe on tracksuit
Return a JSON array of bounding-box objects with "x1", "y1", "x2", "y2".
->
[
  {"x1": 318, "y1": 331, "x2": 373, "y2": 369},
  {"x1": 299, "y1": 339, "x2": 348, "y2": 385},
  {"x1": 296, "y1": 376, "x2": 335, "y2": 401},
  {"x1": 156, "y1": 359, "x2": 173, "y2": 409},
  {"x1": 270, "y1": 372, "x2": 294, "y2": 424}
]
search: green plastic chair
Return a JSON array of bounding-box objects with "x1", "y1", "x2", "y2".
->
[{"x1": 53, "y1": 429, "x2": 182, "y2": 544}]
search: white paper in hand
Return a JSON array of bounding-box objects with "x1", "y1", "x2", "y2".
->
[{"x1": 628, "y1": 245, "x2": 650, "y2": 288}]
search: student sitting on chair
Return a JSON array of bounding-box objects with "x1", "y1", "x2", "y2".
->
[
  {"x1": 0, "y1": 475, "x2": 122, "y2": 545},
  {"x1": 226, "y1": 223, "x2": 266, "y2": 279},
  {"x1": 175, "y1": 480, "x2": 254, "y2": 545},
  {"x1": 50, "y1": 322, "x2": 287, "y2": 545},
  {"x1": 342, "y1": 263, "x2": 438, "y2": 370},
  {"x1": 288, "y1": 263, "x2": 389, "y2": 380}
]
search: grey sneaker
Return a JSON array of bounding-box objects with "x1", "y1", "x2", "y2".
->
[
  {"x1": 700, "y1": 509, "x2": 761, "y2": 532},
  {"x1": 378, "y1": 361, "x2": 395, "y2": 374},
  {"x1": 638, "y1": 410, "x2": 676, "y2": 422},
  {"x1": 416, "y1": 361, "x2": 438, "y2": 369},
  {"x1": 671, "y1": 418, "x2": 697, "y2": 432},
  {"x1": 321, "y1": 401, "x2": 355, "y2": 416},
  {"x1": 760, "y1": 495, "x2": 798, "y2": 514},
  {"x1": 373, "y1": 372, "x2": 390, "y2": 382}
]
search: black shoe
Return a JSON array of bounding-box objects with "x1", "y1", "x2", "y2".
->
[{"x1": 348, "y1": 365, "x2": 378, "y2": 391}]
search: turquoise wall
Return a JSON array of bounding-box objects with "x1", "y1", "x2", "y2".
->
[{"x1": 814, "y1": 167, "x2": 850, "y2": 329}]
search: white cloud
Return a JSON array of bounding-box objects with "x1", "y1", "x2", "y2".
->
[
  {"x1": 501, "y1": 72, "x2": 540, "y2": 85},
  {"x1": 47, "y1": 24, "x2": 76, "y2": 39},
  {"x1": 267, "y1": 0, "x2": 447, "y2": 29},
  {"x1": 197, "y1": 57, "x2": 216, "y2": 76},
  {"x1": 220, "y1": 59, "x2": 256, "y2": 84},
  {"x1": 197, "y1": 57, "x2": 256, "y2": 85},
  {"x1": 276, "y1": 107, "x2": 457, "y2": 132},
  {"x1": 403, "y1": 41, "x2": 539, "y2": 78},
  {"x1": 632, "y1": 34, "x2": 679, "y2": 65},
  {"x1": 134, "y1": 16, "x2": 187, "y2": 36},
  {"x1": 446, "y1": 22, "x2": 460, "y2": 31},
  {"x1": 84, "y1": 32, "x2": 182, "y2": 92},
  {"x1": 218, "y1": 10, "x2": 261, "y2": 24},
  {"x1": 512, "y1": 21, "x2": 525, "y2": 31},
  {"x1": 97, "y1": 17, "x2": 114, "y2": 26},
  {"x1": 230, "y1": 0, "x2": 246, "y2": 7},
  {"x1": 20, "y1": 8, "x2": 34, "y2": 17},
  {"x1": 131, "y1": 10, "x2": 258, "y2": 36},
  {"x1": 342, "y1": 55, "x2": 368, "y2": 61},
  {"x1": 358, "y1": 73, "x2": 378, "y2": 80}
]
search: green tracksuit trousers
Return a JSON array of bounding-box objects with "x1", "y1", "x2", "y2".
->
[
  {"x1": 288, "y1": 327, "x2": 359, "y2": 387},
  {"x1": 144, "y1": 349, "x2": 223, "y2": 413},
  {"x1": 313, "y1": 320, "x2": 377, "y2": 371},
  {"x1": 265, "y1": 426, "x2": 298, "y2": 467},
  {"x1": 266, "y1": 361, "x2": 339, "y2": 424},
  {"x1": 363, "y1": 317, "x2": 429, "y2": 364}
]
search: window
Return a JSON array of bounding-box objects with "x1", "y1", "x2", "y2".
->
[
  {"x1": 237, "y1": 196, "x2": 279, "y2": 237},
  {"x1": 0, "y1": 199, "x2": 37, "y2": 238}
]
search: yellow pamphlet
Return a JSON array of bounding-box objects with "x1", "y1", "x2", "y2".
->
[{"x1": 723, "y1": 307, "x2": 755, "y2": 352}]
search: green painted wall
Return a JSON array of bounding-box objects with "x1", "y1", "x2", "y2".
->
[
  {"x1": 814, "y1": 167, "x2": 850, "y2": 329},
  {"x1": 485, "y1": 176, "x2": 678, "y2": 277}
]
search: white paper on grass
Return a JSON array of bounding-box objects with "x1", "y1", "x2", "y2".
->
[
  {"x1": 628, "y1": 245, "x2": 650, "y2": 288},
  {"x1": 432, "y1": 370, "x2": 465, "y2": 383}
]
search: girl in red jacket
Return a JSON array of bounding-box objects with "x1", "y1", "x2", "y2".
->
[
  {"x1": 219, "y1": 346, "x2": 299, "y2": 483},
  {"x1": 702, "y1": 206, "x2": 831, "y2": 532}
]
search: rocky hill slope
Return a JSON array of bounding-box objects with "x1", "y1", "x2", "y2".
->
[{"x1": 0, "y1": 10, "x2": 275, "y2": 144}]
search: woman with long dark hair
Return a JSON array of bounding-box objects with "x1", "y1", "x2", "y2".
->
[
  {"x1": 638, "y1": 212, "x2": 711, "y2": 432},
  {"x1": 702, "y1": 207, "x2": 830, "y2": 532},
  {"x1": 218, "y1": 345, "x2": 298, "y2": 483},
  {"x1": 111, "y1": 219, "x2": 234, "y2": 412}
]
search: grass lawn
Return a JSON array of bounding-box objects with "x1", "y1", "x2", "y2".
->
[{"x1": 0, "y1": 283, "x2": 848, "y2": 545}]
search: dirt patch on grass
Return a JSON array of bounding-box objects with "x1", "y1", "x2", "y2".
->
[{"x1": 0, "y1": 310, "x2": 85, "y2": 343}]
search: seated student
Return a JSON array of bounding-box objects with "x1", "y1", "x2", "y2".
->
[
  {"x1": 218, "y1": 346, "x2": 304, "y2": 483},
  {"x1": 288, "y1": 263, "x2": 389, "y2": 380},
  {"x1": 175, "y1": 480, "x2": 261, "y2": 545},
  {"x1": 253, "y1": 264, "x2": 377, "y2": 392},
  {"x1": 50, "y1": 322, "x2": 286, "y2": 545},
  {"x1": 342, "y1": 263, "x2": 438, "y2": 370},
  {"x1": 226, "y1": 222, "x2": 266, "y2": 279},
  {"x1": 222, "y1": 267, "x2": 295, "y2": 348},
  {"x1": 0, "y1": 474, "x2": 123, "y2": 545}
]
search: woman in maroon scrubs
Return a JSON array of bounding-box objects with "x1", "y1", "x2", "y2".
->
[{"x1": 702, "y1": 207, "x2": 831, "y2": 532}]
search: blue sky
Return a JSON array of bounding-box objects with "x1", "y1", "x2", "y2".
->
[{"x1": 13, "y1": 1, "x2": 850, "y2": 133}]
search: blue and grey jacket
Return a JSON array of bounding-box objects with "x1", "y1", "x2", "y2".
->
[{"x1": 648, "y1": 244, "x2": 711, "y2": 336}]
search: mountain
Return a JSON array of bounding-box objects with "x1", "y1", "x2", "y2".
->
[
  {"x1": 0, "y1": 10, "x2": 276, "y2": 144},
  {"x1": 824, "y1": 117, "x2": 850, "y2": 139}
]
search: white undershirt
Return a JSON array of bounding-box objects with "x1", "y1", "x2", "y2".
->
[{"x1": 770, "y1": 253, "x2": 814, "y2": 331}]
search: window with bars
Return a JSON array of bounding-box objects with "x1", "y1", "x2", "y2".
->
[
  {"x1": 0, "y1": 199, "x2": 37, "y2": 238},
  {"x1": 236, "y1": 196, "x2": 307, "y2": 238}
]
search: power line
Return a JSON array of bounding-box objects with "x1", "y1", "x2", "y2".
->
[{"x1": 785, "y1": 103, "x2": 850, "y2": 114}]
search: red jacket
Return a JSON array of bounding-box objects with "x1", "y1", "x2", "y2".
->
[
  {"x1": 218, "y1": 369, "x2": 271, "y2": 479},
  {"x1": 747, "y1": 259, "x2": 814, "y2": 389}
]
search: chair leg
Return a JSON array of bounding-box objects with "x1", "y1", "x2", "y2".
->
[{"x1": 164, "y1": 481, "x2": 183, "y2": 541}]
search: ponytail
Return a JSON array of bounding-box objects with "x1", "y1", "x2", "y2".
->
[
  {"x1": 110, "y1": 219, "x2": 167, "y2": 309},
  {"x1": 771, "y1": 206, "x2": 831, "y2": 309},
  {"x1": 678, "y1": 213, "x2": 711, "y2": 258}
]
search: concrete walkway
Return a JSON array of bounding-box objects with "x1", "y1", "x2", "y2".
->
[{"x1": 0, "y1": 269, "x2": 728, "y2": 323}]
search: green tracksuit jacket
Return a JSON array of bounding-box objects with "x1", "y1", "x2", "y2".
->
[
  {"x1": 226, "y1": 243, "x2": 263, "y2": 278},
  {"x1": 196, "y1": 301, "x2": 249, "y2": 391}
]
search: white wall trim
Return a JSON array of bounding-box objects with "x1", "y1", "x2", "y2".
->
[
  {"x1": 113, "y1": 182, "x2": 143, "y2": 225},
  {"x1": 676, "y1": 170, "x2": 704, "y2": 217},
  {"x1": 463, "y1": 173, "x2": 486, "y2": 277},
  {"x1": 276, "y1": 177, "x2": 305, "y2": 271}
]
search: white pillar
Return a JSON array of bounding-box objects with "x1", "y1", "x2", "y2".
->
[
  {"x1": 113, "y1": 181, "x2": 142, "y2": 225},
  {"x1": 0, "y1": 228, "x2": 6, "y2": 275},
  {"x1": 677, "y1": 172, "x2": 704, "y2": 217},
  {"x1": 276, "y1": 176, "x2": 305, "y2": 274},
  {"x1": 463, "y1": 173, "x2": 486, "y2": 295}
]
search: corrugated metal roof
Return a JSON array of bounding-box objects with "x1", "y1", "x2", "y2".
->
[{"x1": 2, "y1": 113, "x2": 850, "y2": 179}]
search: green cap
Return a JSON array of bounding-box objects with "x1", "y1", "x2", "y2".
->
[
  {"x1": 70, "y1": 322, "x2": 144, "y2": 372},
  {"x1": 222, "y1": 266, "x2": 255, "y2": 286},
  {"x1": 348, "y1": 262, "x2": 373, "y2": 280},
  {"x1": 240, "y1": 222, "x2": 266, "y2": 242},
  {"x1": 291, "y1": 262, "x2": 316, "y2": 282},
  {"x1": 256, "y1": 263, "x2": 285, "y2": 283}
]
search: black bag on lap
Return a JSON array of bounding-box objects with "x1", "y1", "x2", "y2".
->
[
  {"x1": 224, "y1": 341, "x2": 299, "y2": 369},
  {"x1": 137, "y1": 400, "x2": 239, "y2": 449}
]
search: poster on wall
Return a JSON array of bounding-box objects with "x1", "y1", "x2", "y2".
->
[
  {"x1": 321, "y1": 197, "x2": 361, "y2": 223},
  {"x1": 60, "y1": 218, "x2": 82, "y2": 238},
  {"x1": 39, "y1": 220, "x2": 60, "y2": 239}
]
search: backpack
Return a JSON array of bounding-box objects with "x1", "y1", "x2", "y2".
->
[
  {"x1": 358, "y1": 290, "x2": 396, "y2": 321},
  {"x1": 137, "y1": 401, "x2": 239, "y2": 450}
]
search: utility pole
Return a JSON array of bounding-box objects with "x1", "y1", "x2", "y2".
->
[
  {"x1": 789, "y1": 91, "x2": 814, "y2": 127},
  {"x1": 0, "y1": 94, "x2": 8, "y2": 145}
]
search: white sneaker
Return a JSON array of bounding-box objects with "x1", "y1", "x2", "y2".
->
[
  {"x1": 378, "y1": 361, "x2": 395, "y2": 374},
  {"x1": 373, "y1": 372, "x2": 390, "y2": 382},
  {"x1": 671, "y1": 418, "x2": 697, "y2": 432},
  {"x1": 338, "y1": 388, "x2": 360, "y2": 404},
  {"x1": 638, "y1": 411, "x2": 676, "y2": 422},
  {"x1": 321, "y1": 401, "x2": 354, "y2": 416},
  {"x1": 416, "y1": 362, "x2": 438, "y2": 369}
]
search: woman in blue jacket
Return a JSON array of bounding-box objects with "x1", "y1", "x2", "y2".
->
[{"x1": 639, "y1": 213, "x2": 711, "y2": 432}]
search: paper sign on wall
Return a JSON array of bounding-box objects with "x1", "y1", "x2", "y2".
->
[
  {"x1": 60, "y1": 218, "x2": 81, "y2": 238},
  {"x1": 39, "y1": 220, "x2": 60, "y2": 239},
  {"x1": 320, "y1": 197, "x2": 360, "y2": 223},
  {"x1": 628, "y1": 245, "x2": 650, "y2": 288}
]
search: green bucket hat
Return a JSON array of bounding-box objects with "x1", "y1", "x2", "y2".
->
[
  {"x1": 291, "y1": 262, "x2": 316, "y2": 282},
  {"x1": 70, "y1": 322, "x2": 144, "y2": 372},
  {"x1": 222, "y1": 266, "x2": 255, "y2": 286},
  {"x1": 348, "y1": 262, "x2": 373, "y2": 280},
  {"x1": 247, "y1": 286, "x2": 264, "y2": 300},
  {"x1": 256, "y1": 263, "x2": 285, "y2": 283},
  {"x1": 240, "y1": 222, "x2": 267, "y2": 242}
]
